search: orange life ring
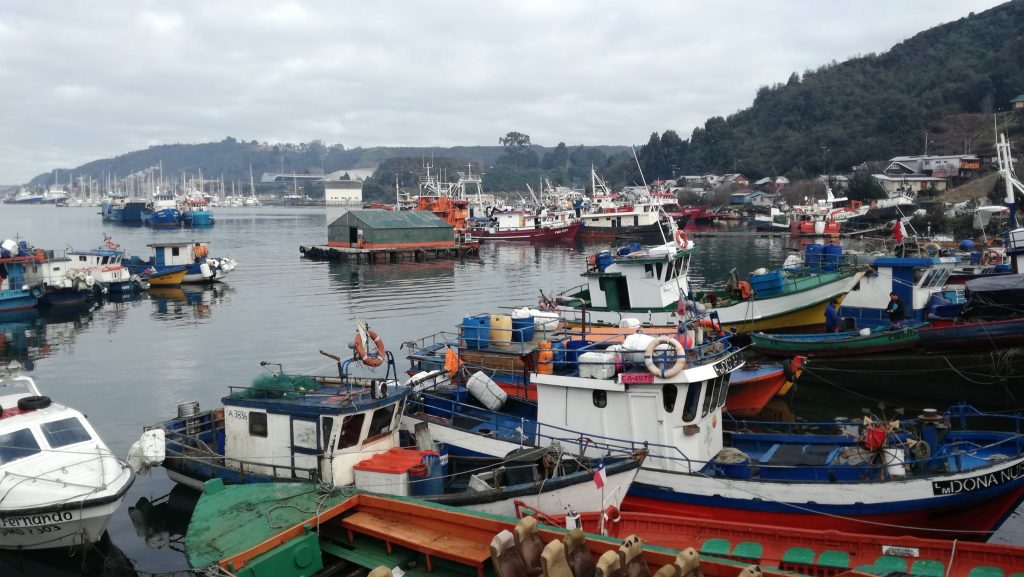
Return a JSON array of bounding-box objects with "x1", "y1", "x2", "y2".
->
[
  {"x1": 674, "y1": 229, "x2": 688, "y2": 247},
  {"x1": 738, "y1": 280, "x2": 753, "y2": 300},
  {"x1": 354, "y1": 329, "x2": 386, "y2": 367}
]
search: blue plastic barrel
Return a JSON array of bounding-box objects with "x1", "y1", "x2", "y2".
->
[
  {"x1": 550, "y1": 341, "x2": 566, "y2": 367},
  {"x1": 804, "y1": 244, "x2": 824, "y2": 269},
  {"x1": 565, "y1": 340, "x2": 593, "y2": 365},
  {"x1": 411, "y1": 453, "x2": 445, "y2": 496},
  {"x1": 511, "y1": 316, "x2": 535, "y2": 342},
  {"x1": 596, "y1": 250, "x2": 614, "y2": 272},
  {"x1": 823, "y1": 244, "x2": 842, "y2": 271},
  {"x1": 17, "y1": 241, "x2": 28, "y2": 256},
  {"x1": 629, "y1": 242, "x2": 642, "y2": 253},
  {"x1": 462, "y1": 315, "x2": 490, "y2": 349}
]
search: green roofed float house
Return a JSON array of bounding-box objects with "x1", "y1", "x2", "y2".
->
[{"x1": 300, "y1": 209, "x2": 479, "y2": 263}]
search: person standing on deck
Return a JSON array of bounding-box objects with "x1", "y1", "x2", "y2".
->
[
  {"x1": 886, "y1": 292, "x2": 905, "y2": 327},
  {"x1": 824, "y1": 298, "x2": 840, "y2": 333}
]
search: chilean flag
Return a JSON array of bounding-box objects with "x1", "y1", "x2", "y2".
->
[
  {"x1": 593, "y1": 463, "x2": 607, "y2": 489},
  {"x1": 893, "y1": 219, "x2": 905, "y2": 243}
]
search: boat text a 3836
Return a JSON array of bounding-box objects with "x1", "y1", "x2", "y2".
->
[
  {"x1": 713, "y1": 354, "x2": 742, "y2": 376},
  {"x1": 931, "y1": 460, "x2": 1024, "y2": 496},
  {"x1": 0, "y1": 511, "x2": 74, "y2": 528}
]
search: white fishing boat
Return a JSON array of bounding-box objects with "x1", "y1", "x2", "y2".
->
[{"x1": 0, "y1": 372, "x2": 135, "y2": 549}]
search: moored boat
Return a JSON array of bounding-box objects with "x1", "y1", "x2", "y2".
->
[
  {"x1": 67, "y1": 235, "x2": 148, "y2": 294},
  {"x1": 0, "y1": 373, "x2": 135, "y2": 549},
  {"x1": 125, "y1": 241, "x2": 236, "y2": 284},
  {"x1": 750, "y1": 322, "x2": 925, "y2": 357},
  {"x1": 141, "y1": 193, "x2": 182, "y2": 228},
  {"x1": 0, "y1": 243, "x2": 41, "y2": 312},
  {"x1": 473, "y1": 211, "x2": 581, "y2": 241},
  {"x1": 725, "y1": 356, "x2": 804, "y2": 417}
]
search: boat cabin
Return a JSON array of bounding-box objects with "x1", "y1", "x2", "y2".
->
[
  {"x1": 840, "y1": 256, "x2": 956, "y2": 324},
  {"x1": 166, "y1": 375, "x2": 407, "y2": 487},
  {"x1": 533, "y1": 352, "x2": 741, "y2": 474},
  {"x1": 559, "y1": 240, "x2": 693, "y2": 326},
  {"x1": 148, "y1": 242, "x2": 209, "y2": 268}
]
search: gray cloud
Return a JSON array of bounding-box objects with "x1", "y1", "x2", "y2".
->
[{"x1": 0, "y1": 0, "x2": 1004, "y2": 182}]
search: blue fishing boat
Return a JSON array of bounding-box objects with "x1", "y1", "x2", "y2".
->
[
  {"x1": 141, "y1": 193, "x2": 182, "y2": 228},
  {"x1": 100, "y1": 195, "x2": 147, "y2": 223},
  {"x1": 67, "y1": 236, "x2": 148, "y2": 294},
  {"x1": 180, "y1": 198, "x2": 215, "y2": 227},
  {"x1": 0, "y1": 241, "x2": 40, "y2": 312}
]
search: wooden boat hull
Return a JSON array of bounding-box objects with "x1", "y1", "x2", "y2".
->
[
  {"x1": 750, "y1": 325, "x2": 922, "y2": 357},
  {"x1": 918, "y1": 317, "x2": 1024, "y2": 352},
  {"x1": 145, "y1": 267, "x2": 187, "y2": 286},
  {"x1": 725, "y1": 358, "x2": 803, "y2": 417}
]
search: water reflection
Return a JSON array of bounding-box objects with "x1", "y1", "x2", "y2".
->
[
  {"x1": 127, "y1": 486, "x2": 200, "y2": 554},
  {"x1": 0, "y1": 303, "x2": 96, "y2": 370},
  {"x1": 147, "y1": 285, "x2": 232, "y2": 323},
  {"x1": 0, "y1": 534, "x2": 137, "y2": 577}
]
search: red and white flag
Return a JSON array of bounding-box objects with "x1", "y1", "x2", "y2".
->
[
  {"x1": 593, "y1": 463, "x2": 607, "y2": 489},
  {"x1": 893, "y1": 219, "x2": 904, "y2": 243}
]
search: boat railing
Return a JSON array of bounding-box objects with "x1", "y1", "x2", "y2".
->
[{"x1": 406, "y1": 388, "x2": 698, "y2": 470}]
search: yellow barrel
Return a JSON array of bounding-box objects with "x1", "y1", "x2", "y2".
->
[{"x1": 490, "y1": 314, "x2": 513, "y2": 347}]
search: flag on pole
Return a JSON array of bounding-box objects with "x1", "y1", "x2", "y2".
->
[
  {"x1": 893, "y1": 219, "x2": 904, "y2": 243},
  {"x1": 593, "y1": 462, "x2": 607, "y2": 489}
]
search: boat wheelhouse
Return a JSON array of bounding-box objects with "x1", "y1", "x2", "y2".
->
[
  {"x1": 0, "y1": 248, "x2": 39, "y2": 312},
  {"x1": 0, "y1": 374, "x2": 135, "y2": 549},
  {"x1": 840, "y1": 255, "x2": 957, "y2": 325}
]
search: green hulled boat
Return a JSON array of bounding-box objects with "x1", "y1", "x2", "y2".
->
[{"x1": 750, "y1": 322, "x2": 925, "y2": 357}]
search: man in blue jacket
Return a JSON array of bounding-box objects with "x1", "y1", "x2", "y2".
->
[{"x1": 824, "y1": 298, "x2": 841, "y2": 333}]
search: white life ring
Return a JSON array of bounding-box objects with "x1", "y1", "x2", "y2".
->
[
  {"x1": 644, "y1": 336, "x2": 686, "y2": 378},
  {"x1": 674, "y1": 229, "x2": 688, "y2": 247}
]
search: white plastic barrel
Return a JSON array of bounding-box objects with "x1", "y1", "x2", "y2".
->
[
  {"x1": 200, "y1": 262, "x2": 213, "y2": 278},
  {"x1": 467, "y1": 371, "x2": 507, "y2": 410}
]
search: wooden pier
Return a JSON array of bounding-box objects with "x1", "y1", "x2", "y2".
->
[{"x1": 299, "y1": 243, "x2": 479, "y2": 263}]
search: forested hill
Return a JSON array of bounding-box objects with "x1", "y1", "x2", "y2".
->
[
  {"x1": 26, "y1": 138, "x2": 625, "y2": 189},
  {"x1": 641, "y1": 0, "x2": 1024, "y2": 180}
]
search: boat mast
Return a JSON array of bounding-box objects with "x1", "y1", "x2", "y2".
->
[{"x1": 996, "y1": 125, "x2": 1022, "y2": 230}]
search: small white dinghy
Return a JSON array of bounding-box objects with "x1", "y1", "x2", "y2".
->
[{"x1": 0, "y1": 371, "x2": 135, "y2": 549}]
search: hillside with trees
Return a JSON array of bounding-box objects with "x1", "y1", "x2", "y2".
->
[{"x1": 632, "y1": 1, "x2": 1024, "y2": 182}]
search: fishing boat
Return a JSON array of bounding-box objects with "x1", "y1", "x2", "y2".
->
[
  {"x1": 139, "y1": 335, "x2": 643, "y2": 518},
  {"x1": 4, "y1": 190, "x2": 46, "y2": 204},
  {"x1": 917, "y1": 275, "x2": 1024, "y2": 352},
  {"x1": 577, "y1": 169, "x2": 690, "y2": 242},
  {"x1": 403, "y1": 324, "x2": 1024, "y2": 539},
  {"x1": 185, "y1": 481, "x2": 769, "y2": 577},
  {"x1": 0, "y1": 373, "x2": 135, "y2": 549},
  {"x1": 22, "y1": 250, "x2": 96, "y2": 307},
  {"x1": 839, "y1": 254, "x2": 957, "y2": 325},
  {"x1": 724, "y1": 357, "x2": 804, "y2": 417},
  {"x1": 66, "y1": 235, "x2": 148, "y2": 294},
  {"x1": 180, "y1": 197, "x2": 215, "y2": 227},
  {"x1": 124, "y1": 241, "x2": 237, "y2": 284},
  {"x1": 750, "y1": 322, "x2": 925, "y2": 357},
  {"x1": 550, "y1": 232, "x2": 864, "y2": 333},
  {"x1": 100, "y1": 195, "x2": 147, "y2": 223},
  {"x1": 0, "y1": 242, "x2": 41, "y2": 312},
  {"x1": 472, "y1": 209, "x2": 581, "y2": 241},
  {"x1": 141, "y1": 192, "x2": 182, "y2": 228},
  {"x1": 516, "y1": 500, "x2": 1024, "y2": 577}
]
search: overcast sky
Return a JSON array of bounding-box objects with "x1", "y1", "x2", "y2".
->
[{"x1": 0, "y1": 0, "x2": 1007, "y2": 183}]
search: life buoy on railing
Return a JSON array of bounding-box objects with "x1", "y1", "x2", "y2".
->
[
  {"x1": 981, "y1": 249, "x2": 1002, "y2": 266},
  {"x1": 354, "y1": 329, "x2": 386, "y2": 367},
  {"x1": 30, "y1": 286, "x2": 43, "y2": 299},
  {"x1": 674, "y1": 229, "x2": 688, "y2": 247},
  {"x1": 644, "y1": 336, "x2": 686, "y2": 378}
]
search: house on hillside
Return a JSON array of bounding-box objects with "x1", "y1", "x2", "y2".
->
[
  {"x1": 749, "y1": 190, "x2": 780, "y2": 207},
  {"x1": 887, "y1": 155, "x2": 979, "y2": 179},
  {"x1": 871, "y1": 174, "x2": 947, "y2": 196},
  {"x1": 720, "y1": 173, "x2": 750, "y2": 187},
  {"x1": 1012, "y1": 95, "x2": 1024, "y2": 111}
]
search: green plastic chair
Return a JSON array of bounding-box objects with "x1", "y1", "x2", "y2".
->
[
  {"x1": 699, "y1": 538, "x2": 731, "y2": 557},
  {"x1": 731, "y1": 541, "x2": 763, "y2": 563},
  {"x1": 856, "y1": 555, "x2": 908, "y2": 575},
  {"x1": 910, "y1": 559, "x2": 944, "y2": 577},
  {"x1": 817, "y1": 550, "x2": 850, "y2": 569},
  {"x1": 967, "y1": 567, "x2": 1005, "y2": 577},
  {"x1": 781, "y1": 546, "x2": 815, "y2": 571}
]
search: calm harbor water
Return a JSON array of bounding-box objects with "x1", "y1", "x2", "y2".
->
[{"x1": 0, "y1": 205, "x2": 1020, "y2": 575}]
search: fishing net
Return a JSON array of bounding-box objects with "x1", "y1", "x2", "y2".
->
[{"x1": 230, "y1": 373, "x2": 321, "y2": 399}]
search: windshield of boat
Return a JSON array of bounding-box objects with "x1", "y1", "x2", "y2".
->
[
  {"x1": 0, "y1": 428, "x2": 41, "y2": 464},
  {"x1": 40, "y1": 417, "x2": 92, "y2": 447}
]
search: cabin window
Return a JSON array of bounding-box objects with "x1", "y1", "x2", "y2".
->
[
  {"x1": 593, "y1": 390, "x2": 607, "y2": 408},
  {"x1": 702, "y1": 378, "x2": 720, "y2": 417},
  {"x1": 337, "y1": 414, "x2": 365, "y2": 449},
  {"x1": 715, "y1": 376, "x2": 729, "y2": 408},
  {"x1": 0, "y1": 428, "x2": 40, "y2": 464},
  {"x1": 102, "y1": 256, "x2": 109, "y2": 265},
  {"x1": 78, "y1": 255, "x2": 87, "y2": 262},
  {"x1": 367, "y1": 405, "x2": 396, "y2": 439},
  {"x1": 248, "y1": 412, "x2": 268, "y2": 437},
  {"x1": 655, "y1": 263, "x2": 664, "y2": 280},
  {"x1": 172, "y1": 247, "x2": 180, "y2": 257},
  {"x1": 681, "y1": 382, "x2": 701, "y2": 422},
  {"x1": 40, "y1": 417, "x2": 91, "y2": 448},
  {"x1": 321, "y1": 417, "x2": 334, "y2": 446},
  {"x1": 913, "y1": 267, "x2": 926, "y2": 284},
  {"x1": 662, "y1": 384, "x2": 677, "y2": 413}
]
